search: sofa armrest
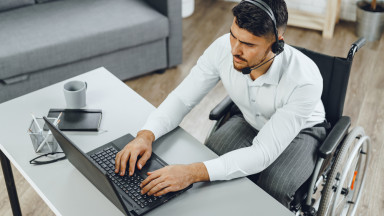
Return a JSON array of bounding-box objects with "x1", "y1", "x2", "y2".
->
[
  {"x1": 209, "y1": 96, "x2": 234, "y2": 120},
  {"x1": 144, "y1": 0, "x2": 182, "y2": 67},
  {"x1": 318, "y1": 116, "x2": 351, "y2": 159}
]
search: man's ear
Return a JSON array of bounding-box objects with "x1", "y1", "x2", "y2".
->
[{"x1": 277, "y1": 27, "x2": 285, "y2": 40}]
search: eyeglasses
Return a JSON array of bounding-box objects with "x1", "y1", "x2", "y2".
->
[{"x1": 29, "y1": 152, "x2": 66, "y2": 165}]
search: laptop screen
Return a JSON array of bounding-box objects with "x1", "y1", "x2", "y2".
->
[{"x1": 43, "y1": 117, "x2": 129, "y2": 215}]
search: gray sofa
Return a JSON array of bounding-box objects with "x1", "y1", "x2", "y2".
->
[{"x1": 0, "y1": 0, "x2": 182, "y2": 103}]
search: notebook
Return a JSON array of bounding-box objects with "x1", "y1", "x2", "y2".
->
[{"x1": 46, "y1": 109, "x2": 102, "y2": 131}]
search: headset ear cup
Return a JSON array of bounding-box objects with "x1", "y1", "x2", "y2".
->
[
  {"x1": 271, "y1": 40, "x2": 284, "y2": 54},
  {"x1": 271, "y1": 42, "x2": 279, "y2": 54},
  {"x1": 277, "y1": 39, "x2": 285, "y2": 54}
]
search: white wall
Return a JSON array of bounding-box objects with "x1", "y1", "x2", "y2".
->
[
  {"x1": 224, "y1": 0, "x2": 384, "y2": 22},
  {"x1": 285, "y1": 0, "x2": 327, "y2": 15}
]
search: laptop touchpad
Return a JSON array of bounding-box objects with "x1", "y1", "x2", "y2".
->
[{"x1": 140, "y1": 157, "x2": 164, "y2": 175}]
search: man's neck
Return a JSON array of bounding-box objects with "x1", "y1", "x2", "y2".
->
[{"x1": 249, "y1": 55, "x2": 275, "y2": 81}]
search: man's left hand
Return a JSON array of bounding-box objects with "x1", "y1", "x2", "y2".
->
[{"x1": 140, "y1": 163, "x2": 209, "y2": 196}]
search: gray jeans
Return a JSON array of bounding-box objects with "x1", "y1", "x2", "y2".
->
[{"x1": 206, "y1": 113, "x2": 327, "y2": 208}]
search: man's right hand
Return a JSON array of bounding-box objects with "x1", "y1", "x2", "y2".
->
[{"x1": 115, "y1": 130, "x2": 155, "y2": 176}]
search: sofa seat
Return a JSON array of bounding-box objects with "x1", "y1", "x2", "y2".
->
[{"x1": 0, "y1": 0, "x2": 169, "y2": 81}]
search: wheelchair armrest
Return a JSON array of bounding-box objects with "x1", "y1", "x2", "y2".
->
[
  {"x1": 209, "y1": 96, "x2": 234, "y2": 120},
  {"x1": 318, "y1": 116, "x2": 351, "y2": 159}
]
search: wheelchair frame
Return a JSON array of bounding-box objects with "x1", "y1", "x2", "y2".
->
[
  {"x1": 206, "y1": 38, "x2": 371, "y2": 216},
  {"x1": 296, "y1": 124, "x2": 370, "y2": 216}
]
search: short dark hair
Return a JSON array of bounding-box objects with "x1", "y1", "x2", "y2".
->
[{"x1": 232, "y1": 0, "x2": 288, "y2": 40}]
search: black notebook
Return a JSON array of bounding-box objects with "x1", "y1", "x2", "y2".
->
[{"x1": 46, "y1": 109, "x2": 102, "y2": 131}]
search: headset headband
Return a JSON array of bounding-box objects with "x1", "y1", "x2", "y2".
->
[{"x1": 242, "y1": 0, "x2": 279, "y2": 44}]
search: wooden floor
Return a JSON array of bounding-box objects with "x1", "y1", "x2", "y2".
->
[{"x1": 1, "y1": 0, "x2": 383, "y2": 215}]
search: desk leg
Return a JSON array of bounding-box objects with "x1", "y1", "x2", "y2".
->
[{"x1": 0, "y1": 150, "x2": 22, "y2": 216}]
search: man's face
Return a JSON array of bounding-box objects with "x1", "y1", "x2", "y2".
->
[{"x1": 230, "y1": 18, "x2": 273, "y2": 72}]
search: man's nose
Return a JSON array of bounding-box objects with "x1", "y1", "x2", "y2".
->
[{"x1": 231, "y1": 41, "x2": 242, "y2": 56}]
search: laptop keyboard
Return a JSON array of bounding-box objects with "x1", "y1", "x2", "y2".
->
[{"x1": 90, "y1": 146, "x2": 161, "y2": 209}]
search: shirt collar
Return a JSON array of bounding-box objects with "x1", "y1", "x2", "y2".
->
[{"x1": 246, "y1": 52, "x2": 283, "y2": 87}]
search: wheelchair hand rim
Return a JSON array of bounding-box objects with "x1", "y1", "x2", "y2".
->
[{"x1": 331, "y1": 135, "x2": 370, "y2": 216}]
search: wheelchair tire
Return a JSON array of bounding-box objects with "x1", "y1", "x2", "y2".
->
[{"x1": 317, "y1": 127, "x2": 370, "y2": 216}]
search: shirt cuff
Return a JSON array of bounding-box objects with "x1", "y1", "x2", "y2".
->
[
  {"x1": 139, "y1": 129, "x2": 157, "y2": 141},
  {"x1": 203, "y1": 158, "x2": 227, "y2": 181},
  {"x1": 141, "y1": 124, "x2": 162, "y2": 141}
]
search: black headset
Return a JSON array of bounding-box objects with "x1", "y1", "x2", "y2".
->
[{"x1": 240, "y1": 0, "x2": 285, "y2": 74}]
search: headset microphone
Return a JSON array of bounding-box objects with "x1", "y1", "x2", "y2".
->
[
  {"x1": 239, "y1": 0, "x2": 285, "y2": 75},
  {"x1": 241, "y1": 67, "x2": 252, "y2": 75},
  {"x1": 240, "y1": 49, "x2": 282, "y2": 74}
]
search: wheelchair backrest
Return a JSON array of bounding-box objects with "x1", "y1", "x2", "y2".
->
[{"x1": 294, "y1": 47, "x2": 353, "y2": 127}]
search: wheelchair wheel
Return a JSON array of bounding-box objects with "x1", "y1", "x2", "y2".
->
[{"x1": 318, "y1": 127, "x2": 370, "y2": 216}]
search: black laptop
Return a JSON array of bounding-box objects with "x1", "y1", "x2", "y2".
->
[{"x1": 43, "y1": 117, "x2": 192, "y2": 216}]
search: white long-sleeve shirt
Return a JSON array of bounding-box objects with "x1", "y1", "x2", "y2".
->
[{"x1": 142, "y1": 33, "x2": 325, "y2": 181}]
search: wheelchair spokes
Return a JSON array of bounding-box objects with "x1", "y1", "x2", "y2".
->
[
  {"x1": 334, "y1": 147, "x2": 363, "y2": 215},
  {"x1": 317, "y1": 127, "x2": 370, "y2": 216}
]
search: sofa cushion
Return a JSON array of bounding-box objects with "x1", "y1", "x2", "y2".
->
[
  {"x1": 0, "y1": 0, "x2": 169, "y2": 80},
  {"x1": 0, "y1": 0, "x2": 34, "y2": 12}
]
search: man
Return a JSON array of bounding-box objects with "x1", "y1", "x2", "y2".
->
[{"x1": 115, "y1": 0, "x2": 327, "y2": 208}]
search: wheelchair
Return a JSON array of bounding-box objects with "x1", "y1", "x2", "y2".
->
[{"x1": 205, "y1": 38, "x2": 371, "y2": 216}]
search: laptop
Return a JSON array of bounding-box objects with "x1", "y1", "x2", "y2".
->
[{"x1": 43, "y1": 117, "x2": 192, "y2": 216}]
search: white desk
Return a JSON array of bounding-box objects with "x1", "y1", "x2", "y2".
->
[{"x1": 0, "y1": 68, "x2": 293, "y2": 216}]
